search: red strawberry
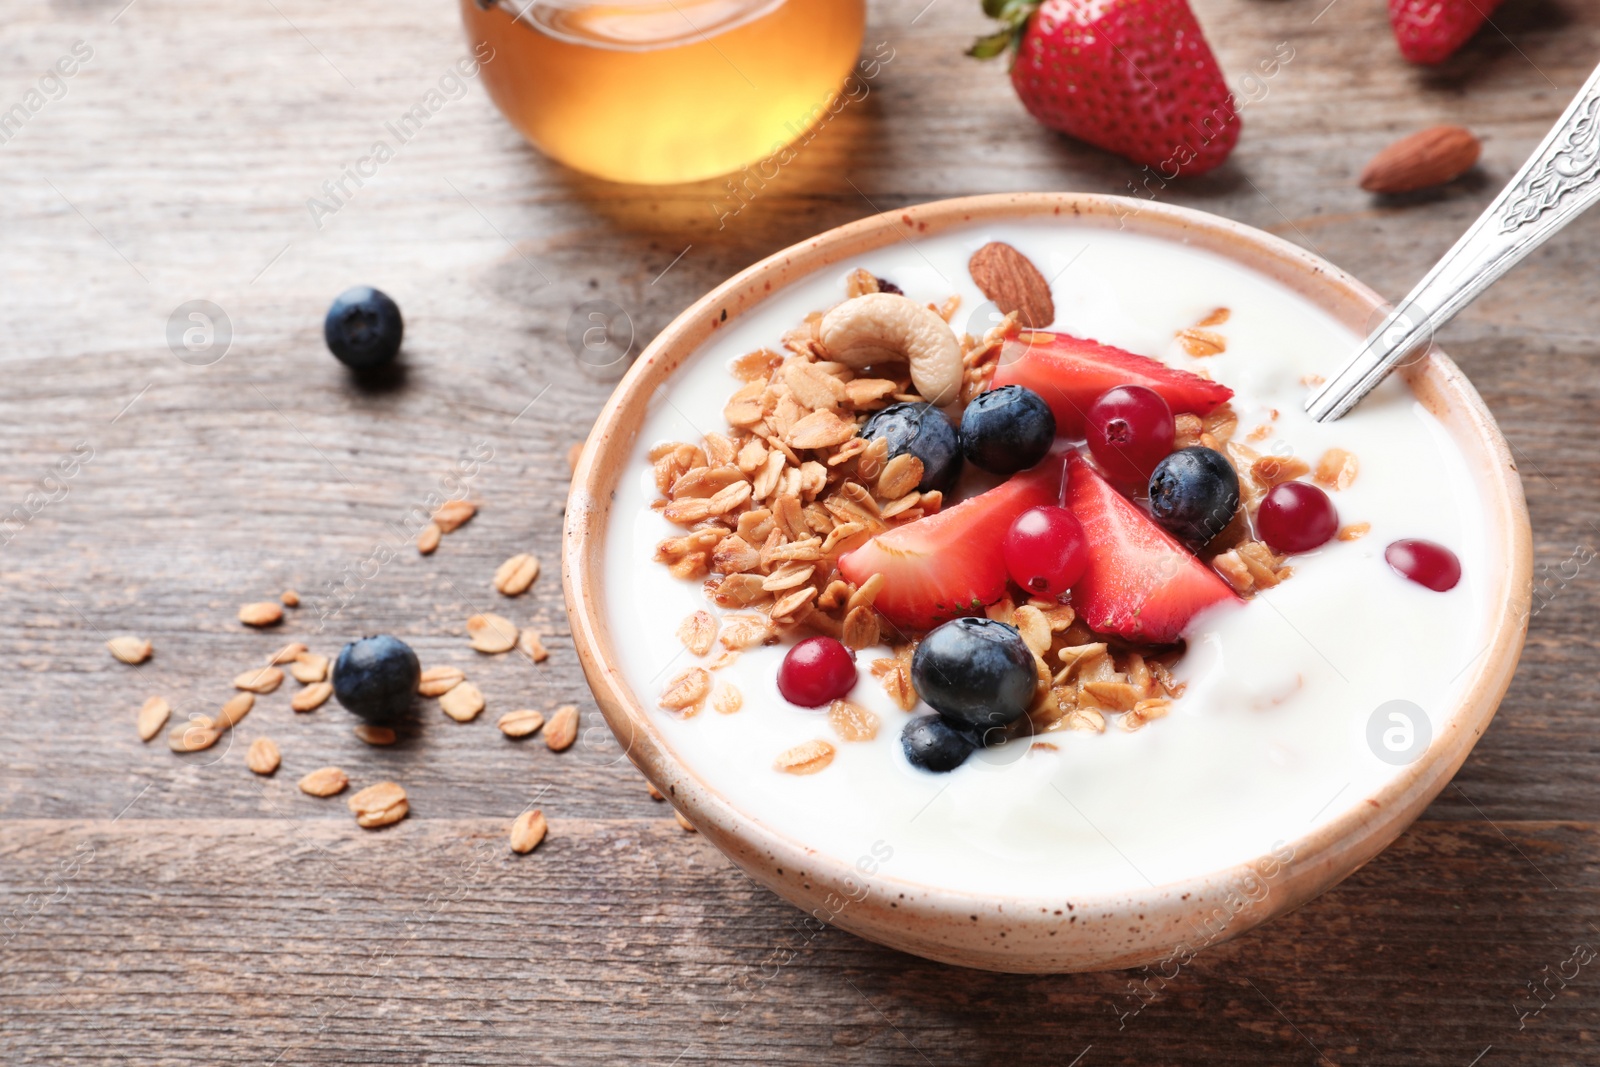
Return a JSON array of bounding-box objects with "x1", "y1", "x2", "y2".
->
[
  {"x1": 1389, "y1": 0, "x2": 1503, "y2": 64},
  {"x1": 1064, "y1": 451, "x2": 1240, "y2": 643},
  {"x1": 970, "y1": 0, "x2": 1241, "y2": 175},
  {"x1": 991, "y1": 330, "x2": 1233, "y2": 437},
  {"x1": 839, "y1": 454, "x2": 1066, "y2": 632}
]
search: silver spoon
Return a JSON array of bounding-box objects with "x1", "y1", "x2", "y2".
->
[{"x1": 1306, "y1": 59, "x2": 1600, "y2": 423}]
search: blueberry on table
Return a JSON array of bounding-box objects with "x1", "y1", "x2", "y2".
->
[
  {"x1": 1148, "y1": 446, "x2": 1241, "y2": 547},
  {"x1": 910, "y1": 617, "x2": 1036, "y2": 730},
  {"x1": 959, "y1": 385, "x2": 1056, "y2": 475},
  {"x1": 861, "y1": 401, "x2": 963, "y2": 494},
  {"x1": 332, "y1": 635, "x2": 420, "y2": 723},
  {"x1": 324, "y1": 286, "x2": 403, "y2": 370},
  {"x1": 902, "y1": 714, "x2": 978, "y2": 773}
]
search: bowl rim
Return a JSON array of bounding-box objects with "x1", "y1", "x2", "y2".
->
[{"x1": 563, "y1": 192, "x2": 1532, "y2": 952}]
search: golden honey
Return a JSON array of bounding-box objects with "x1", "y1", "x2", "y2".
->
[{"x1": 461, "y1": 0, "x2": 866, "y2": 184}]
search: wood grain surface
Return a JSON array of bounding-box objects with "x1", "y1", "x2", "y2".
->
[{"x1": 2, "y1": 0, "x2": 1599, "y2": 1061}]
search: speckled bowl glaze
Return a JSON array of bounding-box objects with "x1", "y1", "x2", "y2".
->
[{"x1": 563, "y1": 193, "x2": 1532, "y2": 973}]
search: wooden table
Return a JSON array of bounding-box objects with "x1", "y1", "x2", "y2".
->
[{"x1": 2, "y1": 0, "x2": 1597, "y2": 1061}]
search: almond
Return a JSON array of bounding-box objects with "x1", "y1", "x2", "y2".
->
[
  {"x1": 968, "y1": 242, "x2": 1054, "y2": 329},
  {"x1": 1360, "y1": 125, "x2": 1480, "y2": 194}
]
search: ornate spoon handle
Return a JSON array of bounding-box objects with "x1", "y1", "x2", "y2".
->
[{"x1": 1306, "y1": 60, "x2": 1600, "y2": 423}]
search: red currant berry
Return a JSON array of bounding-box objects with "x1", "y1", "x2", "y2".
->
[
  {"x1": 1256, "y1": 482, "x2": 1338, "y2": 554},
  {"x1": 1003, "y1": 505, "x2": 1089, "y2": 598},
  {"x1": 1085, "y1": 385, "x2": 1175, "y2": 487},
  {"x1": 1385, "y1": 539, "x2": 1461, "y2": 592},
  {"x1": 777, "y1": 636, "x2": 857, "y2": 707}
]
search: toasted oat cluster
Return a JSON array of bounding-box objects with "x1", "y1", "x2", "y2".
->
[{"x1": 649, "y1": 271, "x2": 1362, "y2": 738}]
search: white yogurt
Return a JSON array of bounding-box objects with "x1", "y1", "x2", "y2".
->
[{"x1": 605, "y1": 221, "x2": 1490, "y2": 899}]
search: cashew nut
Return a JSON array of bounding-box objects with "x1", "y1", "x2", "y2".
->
[{"x1": 818, "y1": 293, "x2": 963, "y2": 407}]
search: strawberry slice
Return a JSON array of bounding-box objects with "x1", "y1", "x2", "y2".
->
[
  {"x1": 992, "y1": 331, "x2": 1233, "y2": 437},
  {"x1": 1065, "y1": 451, "x2": 1240, "y2": 643},
  {"x1": 839, "y1": 455, "x2": 1066, "y2": 632}
]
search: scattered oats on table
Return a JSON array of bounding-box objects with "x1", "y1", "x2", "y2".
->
[
  {"x1": 467, "y1": 613, "x2": 518, "y2": 654},
  {"x1": 291, "y1": 681, "x2": 333, "y2": 712},
  {"x1": 493, "y1": 553, "x2": 541, "y2": 596},
  {"x1": 245, "y1": 737, "x2": 280, "y2": 775},
  {"x1": 354, "y1": 724, "x2": 396, "y2": 746},
  {"x1": 233, "y1": 666, "x2": 284, "y2": 694},
  {"x1": 510, "y1": 809, "x2": 548, "y2": 854},
  {"x1": 418, "y1": 665, "x2": 465, "y2": 697},
  {"x1": 268, "y1": 641, "x2": 308, "y2": 666},
  {"x1": 417, "y1": 522, "x2": 442, "y2": 555},
  {"x1": 289, "y1": 652, "x2": 328, "y2": 684},
  {"x1": 497, "y1": 708, "x2": 545, "y2": 738},
  {"x1": 280, "y1": 589, "x2": 300, "y2": 607},
  {"x1": 348, "y1": 781, "x2": 408, "y2": 828},
  {"x1": 135, "y1": 696, "x2": 170, "y2": 742},
  {"x1": 544, "y1": 705, "x2": 579, "y2": 751},
  {"x1": 517, "y1": 628, "x2": 549, "y2": 663},
  {"x1": 106, "y1": 635, "x2": 151, "y2": 664},
  {"x1": 215, "y1": 692, "x2": 254, "y2": 728},
  {"x1": 431, "y1": 499, "x2": 476, "y2": 533},
  {"x1": 168, "y1": 719, "x2": 220, "y2": 753},
  {"x1": 238, "y1": 601, "x2": 283, "y2": 627},
  {"x1": 439, "y1": 682, "x2": 485, "y2": 722},
  {"x1": 673, "y1": 809, "x2": 697, "y2": 833},
  {"x1": 298, "y1": 766, "x2": 348, "y2": 797}
]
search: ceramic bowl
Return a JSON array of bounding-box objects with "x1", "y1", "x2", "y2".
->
[{"x1": 563, "y1": 193, "x2": 1532, "y2": 973}]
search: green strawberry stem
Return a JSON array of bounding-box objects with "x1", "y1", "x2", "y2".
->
[{"x1": 968, "y1": 0, "x2": 1041, "y2": 59}]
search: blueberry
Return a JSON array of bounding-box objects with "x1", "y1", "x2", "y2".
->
[
  {"x1": 910, "y1": 617, "x2": 1036, "y2": 730},
  {"x1": 874, "y1": 277, "x2": 904, "y2": 295},
  {"x1": 1148, "y1": 446, "x2": 1241, "y2": 546},
  {"x1": 332, "y1": 635, "x2": 420, "y2": 724},
  {"x1": 959, "y1": 385, "x2": 1056, "y2": 475},
  {"x1": 861, "y1": 402, "x2": 962, "y2": 494},
  {"x1": 324, "y1": 286, "x2": 403, "y2": 371},
  {"x1": 902, "y1": 714, "x2": 978, "y2": 773}
]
